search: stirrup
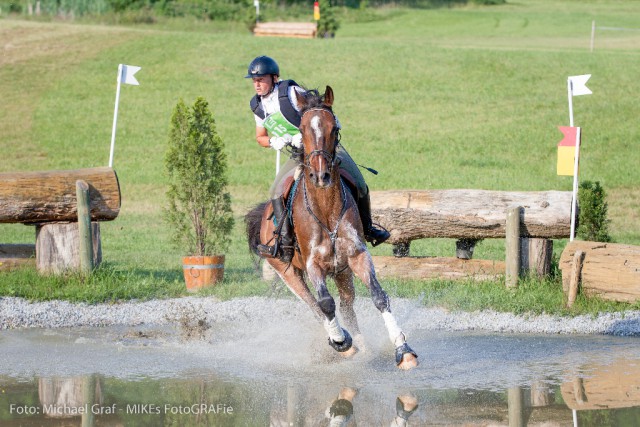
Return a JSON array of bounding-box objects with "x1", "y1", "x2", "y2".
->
[{"x1": 257, "y1": 243, "x2": 278, "y2": 259}]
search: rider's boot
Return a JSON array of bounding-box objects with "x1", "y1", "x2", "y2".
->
[
  {"x1": 357, "y1": 188, "x2": 390, "y2": 247},
  {"x1": 257, "y1": 197, "x2": 294, "y2": 262}
]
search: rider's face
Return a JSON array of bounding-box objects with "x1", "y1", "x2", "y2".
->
[{"x1": 252, "y1": 76, "x2": 273, "y2": 96}]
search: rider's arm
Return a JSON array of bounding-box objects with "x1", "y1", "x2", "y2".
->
[{"x1": 256, "y1": 126, "x2": 271, "y2": 148}]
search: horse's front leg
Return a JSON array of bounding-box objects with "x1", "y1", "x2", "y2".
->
[
  {"x1": 306, "y1": 262, "x2": 355, "y2": 355},
  {"x1": 349, "y1": 251, "x2": 418, "y2": 370}
]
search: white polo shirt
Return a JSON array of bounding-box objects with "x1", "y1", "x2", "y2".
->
[{"x1": 254, "y1": 81, "x2": 306, "y2": 128}]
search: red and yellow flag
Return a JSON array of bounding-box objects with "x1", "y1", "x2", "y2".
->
[
  {"x1": 557, "y1": 126, "x2": 579, "y2": 176},
  {"x1": 314, "y1": 1, "x2": 320, "y2": 20}
]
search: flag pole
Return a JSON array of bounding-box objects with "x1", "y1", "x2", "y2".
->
[
  {"x1": 567, "y1": 77, "x2": 574, "y2": 127},
  {"x1": 569, "y1": 127, "x2": 581, "y2": 241},
  {"x1": 109, "y1": 64, "x2": 123, "y2": 168},
  {"x1": 275, "y1": 149, "x2": 280, "y2": 176}
]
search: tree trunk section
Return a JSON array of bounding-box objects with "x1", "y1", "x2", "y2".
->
[
  {"x1": 0, "y1": 167, "x2": 120, "y2": 224},
  {"x1": 560, "y1": 241, "x2": 640, "y2": 303},
  {"x1": 36, "y1": 222, "x2": 102, "y2": 274},
  {"x1": 370, "y1": 189, "x2": 573, "y2": 244},
  {"x1": 520, "y1": 238, "x2": 553, "y2": 277}
]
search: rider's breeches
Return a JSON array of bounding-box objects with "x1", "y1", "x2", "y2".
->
[{"x1": 268, "y1": 145, "x2": 368, "y2": 199}]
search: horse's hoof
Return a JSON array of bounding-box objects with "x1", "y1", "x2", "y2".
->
[
  {"x1": 398, "y1": 353, "x2": 419, "y2": 370},
  {"x1": 339, "y1": 345, "x2": 358, "y2": 358},
  {"x1": 395, "y1": 343, "x2": 419, "y2": 370},
  {"x1": 328, "y1": 328, "x2": 352, "y2": 352}
]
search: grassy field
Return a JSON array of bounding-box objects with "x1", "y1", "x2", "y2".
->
[{"x1": 1, "y1": 0, "x2": 639, "y2": 311}]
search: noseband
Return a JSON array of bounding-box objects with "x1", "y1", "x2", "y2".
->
[{"x1": 301, "y1": 108, "x2": 340, "y2": 169}]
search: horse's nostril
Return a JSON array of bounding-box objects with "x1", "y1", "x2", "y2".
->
[{"x1": 322, "y1": 172, "x2": 331, "y2": 182}]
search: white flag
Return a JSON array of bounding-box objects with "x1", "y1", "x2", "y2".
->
[
  {"x1": 568, "y1": 74, "x2": 592, "y2": 96},
  {"x1": 120, "y1": 64, "x2": 141, "y2": 86}
]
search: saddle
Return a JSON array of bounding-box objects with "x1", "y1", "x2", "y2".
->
[{"x1": 264, "y1": 170, "x2": 358, "y2": 221}]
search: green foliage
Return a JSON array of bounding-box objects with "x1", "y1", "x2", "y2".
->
[
  {"x1": 578, "y1": 180, "x2": 612, "y2": 243},
  {"x1": 164, "y1": 97, "x2": 234, "y2": 256},
  {"x1": 317, "y1": 0, "x2": 340, "y2": 37}
]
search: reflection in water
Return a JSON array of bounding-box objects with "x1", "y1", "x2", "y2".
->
[
  {"x1": 1, "y1": 317, "x2": 640, "y2": 425},
  {"x1": 1, "y1": 373, "x2": 640, "y2": 426}
]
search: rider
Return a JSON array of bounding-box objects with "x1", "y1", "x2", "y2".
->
[{"x1": 246, "y1": 55, "x2": 389, "y2": 262}]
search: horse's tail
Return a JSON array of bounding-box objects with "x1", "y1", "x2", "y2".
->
[{"x1": 245, "y1": 201, "x2": 268, "y2": 256}]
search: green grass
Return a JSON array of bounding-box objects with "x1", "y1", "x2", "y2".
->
[{"x1": 1, "y1": 0, "x2": 639, "y2": 315}]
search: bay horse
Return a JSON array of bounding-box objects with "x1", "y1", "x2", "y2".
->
[{"x1": 245, "y1": 86, "x2": 418, "y2": 370}]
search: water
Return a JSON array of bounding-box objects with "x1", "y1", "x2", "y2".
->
[{"x1": 1, "y1": 304, "x2": 640, "y2": 426}]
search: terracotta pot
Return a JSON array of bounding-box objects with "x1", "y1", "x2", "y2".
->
[{"x1": 182, "y1": 255, "x2": 225, "y2": 292}]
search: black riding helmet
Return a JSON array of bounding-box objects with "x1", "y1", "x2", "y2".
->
[{"x1": 245, "y1": 56, "x2": 279, "y2": 78}]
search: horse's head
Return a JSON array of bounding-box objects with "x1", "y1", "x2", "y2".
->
[{"x1": 296, "y1": 86, "x2": 340, "y2": 189}]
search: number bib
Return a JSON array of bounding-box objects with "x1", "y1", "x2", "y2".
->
[{"x1": 264, "y1": 111, "x2": 299, "y2": 137}]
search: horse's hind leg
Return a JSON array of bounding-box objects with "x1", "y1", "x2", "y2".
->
[{"x1": 348, "y1": 252, "x2": 418, "y2": 370}]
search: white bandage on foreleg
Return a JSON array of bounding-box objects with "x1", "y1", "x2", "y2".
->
[
  {"x1": 324, "y1": 317, "x2": 346, "y2": 343},
  {"x1": 382, "y1": 311, "x2": 405, "y2": 347}
]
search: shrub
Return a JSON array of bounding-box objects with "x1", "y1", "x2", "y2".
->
[
  {"x1": 577, "y1": 180, "x2": 612, "y2": 242},
  {"x1": 164, "y1": 97, "x2": 234, "y2": 256},
  {"x1": 317, "y1": 0, "x2": 340, "y2": 37}
]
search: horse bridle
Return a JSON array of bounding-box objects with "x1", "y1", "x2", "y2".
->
[{"x1": 301, "y1": 107, "x2": 340, "y2": 169}]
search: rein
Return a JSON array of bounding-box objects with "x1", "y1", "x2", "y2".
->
[{"x1": 302, "y1": 174, "x2": 349, "y2": 252}]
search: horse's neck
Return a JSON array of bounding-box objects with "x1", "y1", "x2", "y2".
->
[{"x1": 303, "y1": 172, "x2": 344, "y2": 222}]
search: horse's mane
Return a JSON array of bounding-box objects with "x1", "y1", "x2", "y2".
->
[{"x1": 298, "y1": 87, "x2": 331, "y2": 114}]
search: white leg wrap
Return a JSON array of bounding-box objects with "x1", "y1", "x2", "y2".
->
[
  {"x1": 382, "y1": 311, "x2": 405, "y2": 347},
  {"x1": 324, "y1": 317, "x2": 346, "y2": 343}
]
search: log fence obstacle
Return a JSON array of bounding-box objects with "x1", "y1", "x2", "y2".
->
[
  {"x1": 370, "y1": 189, "x2": 575, "y2": 285},
  {"x1": 0, "y1": 167, "x2": 121, "y2": 274},
  {"x1": 253, "y1": 22, "x2": 317, "y2": 39},
  {"x1": 560, "y1": 240, "x2": 640, "y2": 304}
]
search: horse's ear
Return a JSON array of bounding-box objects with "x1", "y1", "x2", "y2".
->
[
  {"x1": 294, "y1": 89, "x2": 307, "y2": 110},
  {"x1": 324, "y1": 86, "x2": 334, "y2": 108}
]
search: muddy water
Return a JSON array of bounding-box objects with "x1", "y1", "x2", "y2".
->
[{"x1": 1, "y1": 307, "x2": 640, "y2": 426}]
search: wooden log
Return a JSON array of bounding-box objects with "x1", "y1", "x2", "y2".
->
[
  {"x1": 36, "y1": 222, "x2": 102, "y2": 274},
  {"x1": 370, "y1": 189, "x2": 573, "y2": 244},
  {"x1": 560, "y1": 241, "x2": 640, "y2": 303},
  {"x1": 254, "y1": 22, "x2": 317, "y2": 38},
  {"x1": 0, "y1": 243, "x2": 36, "y2": 271},
  {"x1": 0, "y1": 167, "x2": 120, "y2": 224},
  {"x1": 505, "y1": 206, "x2": 522, "y2": 288},
  {"x1": 566, "y1": 250, "x2": 585, "y2": 308},
  {"x1": 372, "y1": 256, "x2": 505, "y2": 281}
]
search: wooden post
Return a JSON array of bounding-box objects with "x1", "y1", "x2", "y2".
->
[
  {"x1": 505, "y1": 206, "x2": 522, "y2": 288},
  {"x1": 76, "y1": 180, "x2": 94, "y2": 274},
  {"x1": 567, "y1": 250, "x2": 585, "y2": 308}
]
